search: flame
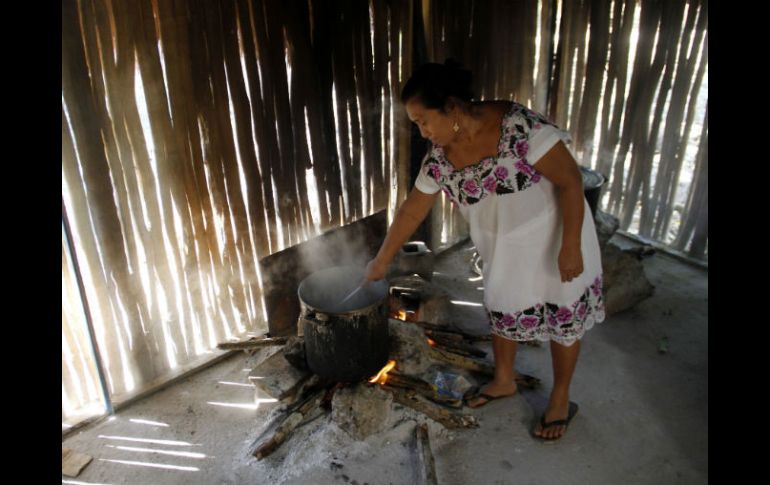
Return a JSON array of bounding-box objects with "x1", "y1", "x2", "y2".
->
[
  {"x1": 397, "y1": 309, "x2": 407, "y2": 321},
  {"x1": 368, "y1": 360, "x2": 397, "y2": 384},
  {"x1": 426, "y1": 338, "x2": 436, "y2": 347}
]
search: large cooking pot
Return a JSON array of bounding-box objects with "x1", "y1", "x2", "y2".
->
[
  {"x1": 580, "y1": 166, "x2": 608, "y2": 218},
  {"x1": 297, "y1": 266, "x2": 390, "y2": 382}
]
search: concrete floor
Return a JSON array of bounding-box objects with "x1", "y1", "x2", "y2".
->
[{"x1": 62, "y1": 234, "x2": 708, "y2": 485}]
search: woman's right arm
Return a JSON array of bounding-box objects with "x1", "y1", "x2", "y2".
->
[{"x1": 364, "y1": 186, "x2": 439, "y2": 282}]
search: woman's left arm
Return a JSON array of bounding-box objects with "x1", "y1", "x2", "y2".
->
[{"x1": 531, "y1": 141, "x2": 585, "y2": 283}]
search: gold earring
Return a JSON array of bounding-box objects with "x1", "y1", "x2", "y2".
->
[{"x1": 453, "y1": 121, "x2": 460, "y2": 133}]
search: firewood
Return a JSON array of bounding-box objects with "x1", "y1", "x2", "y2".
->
[
  {"x1": 429, "y1": 347, "x2": 494, "y2": 374},
  {"x1": 415, "y1": 423, "x2": 438, "y2": 485},
  {"x1": 251, "y1": 388, "x2": 325, "y2": 459},
  {"x1": 381, "y1": 385, "x2": 478, "y2": 429},
  {"x1": 430, "y1": 338, "x2": 487, "y2": 358},
  {"x1": 217, "y1": 336, "x2": 288, "y2": 350},
  {"x1": 428, "y1": 347, "x2": 541, "y2": 389},
  {"x1": 411, "y1": 320, "x2": 491, "y2": 342},
  {"x1": 283, "y1": 374, "x2": 323, "y2": 408},
  {"x1": 385, "y1": 373, "x2": 462, "y2": 409},
  {"x1": 423, "y1": 329, "x2": 464, "y2": 343}
]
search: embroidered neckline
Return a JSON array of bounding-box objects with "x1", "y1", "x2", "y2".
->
[{"x1": 435, "y1": 102, "x2": 517, "y2": 173}]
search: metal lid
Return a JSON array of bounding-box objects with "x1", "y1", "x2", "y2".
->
[{"x1": 580, "y1": 166, "x2": 606, "y2": 190}]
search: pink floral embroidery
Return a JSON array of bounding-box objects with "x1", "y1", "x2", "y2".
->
[
  {"x1": 463, "y1": 179, "x2": 481, "y2": 197},
  {"x1": 515, "y1": 140, "x2": 529, "y2": 158},
  {"x1": 483, "y1": 176, "x2": 497, "y2": 192}
]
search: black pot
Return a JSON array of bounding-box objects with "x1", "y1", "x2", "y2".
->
[
  {"x1": 297, "y1": 266, "x2": 390, "y2": 382},
  {"x1": 580, "y1": 166, "x2": 608, "y2": 218}
]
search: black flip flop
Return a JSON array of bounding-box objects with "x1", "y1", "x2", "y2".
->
[
  {"x1": 464, "y1": 385, "x2": 515, "y2": 408},
  {"x1": 532, "y1": 401, "x2": 579, "y2": 441}
]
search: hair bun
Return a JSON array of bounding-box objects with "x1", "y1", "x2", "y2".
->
[
  {"x1": 444, "y1": 58, "x2": 462, "y2": 70},
  {"x1": 401, "y1": 60, "x2": 475, "y2": 108},
  {"x1": 442, "y1": 59, "x2": 472, "y2": 100}
]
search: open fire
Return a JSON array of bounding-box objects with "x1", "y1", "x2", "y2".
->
[
  {"x1": 245, "y1": 266, "x2": 541, "y2": 462},
  {"x1": 368, "y1": 359, "x2": 397, "y2": 385}
]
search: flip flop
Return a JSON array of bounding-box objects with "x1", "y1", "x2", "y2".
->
[
  {"x1": 532, "y1": 401, "x2": 579, "y2": 441},
  {"x1": 463, "y1": 385, "x2": 515, "y2": 408}
]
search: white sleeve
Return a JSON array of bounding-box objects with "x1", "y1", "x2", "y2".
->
[
  {"x1": 527, "y1": 124, "x2": 573, "y2": 165},
  {"x1": 413, "y1": 153, "x2": 441, "y2": 194}
]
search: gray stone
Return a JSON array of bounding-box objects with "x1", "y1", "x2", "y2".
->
[
  {"x1": 387, "y1": 318, "x2": 434, "y2": 377},
  {"x1": 249, "y1": 348, "x2": 311, "y2": 400},
  {"x1": 331, "y1": 382, "x2": 393, "y2": 440},
  {"x1": 283, "y1": 336, "x2": 308, "y2": 371},
  {"x1": 601, "y1": 242, "x2": 655, "y2": 315},
  {"x1": 419, "y1": 293, "x2": 455, "y2": 325},
  {"x1": 62, "y1": 448, "x2": 93, "y2": 477},
  {"x1": 595, "y1": 210, "x2": 620, "y2": 249}
]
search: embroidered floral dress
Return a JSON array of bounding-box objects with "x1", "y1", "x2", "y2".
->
[{"x1": 414, "y1": 102, "x2": 605, "y2": 346}]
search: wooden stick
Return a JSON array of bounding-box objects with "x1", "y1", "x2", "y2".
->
[
  {"x1": 415, "y1": 424, "x2": 438, "y2": 485},
  {"x1": 252, "y1": 388, "x2": 325, "y2": 459},
  {"x1": 381, "y1": 385, "x2": 479, "y2": 429},
  {"x1": 423, "y1": 329, "x2": 464, "y2": 343},
  {"x1": 412, "y1": 320, "x2": 468, "y2": 333},
  {"x1": 249, "y1": 375, "x2": 325, "y2": 456},
  {"x1": 429, "y1": 347, "x2": 495, "y2": 374},
  {"x1": 387, "y1": 372, "x2": 435, "y2": 394},
  {"x1": 411, "y1": 320, "x2": 491, "y2": 342},
  {"x1": 217, "y1": 336, "x2": 288, "y2": 350},
  {"x1": 430, "y1": 342, "x2": 475, "y2": 358},
  {"x1": 430, "y1": 339, "x2": 487, "y2": 359},
  {"x1": 428, "y1": 347, "x2": 541, "y2": 389},
  {"x1": 282, "y1": 374, "x2": 323, "y2": 408}
]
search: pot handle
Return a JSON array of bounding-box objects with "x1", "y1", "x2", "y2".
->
[{"x1": 299, "y1": 311, "x2": 331, "y2": 335}]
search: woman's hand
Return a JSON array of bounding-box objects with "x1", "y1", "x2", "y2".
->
[
  {"x1": 558, "y1": 244, "x2": 584, "y2": 283},
  {"x1": 363, "y1": 257, "x2": 389, "y2": 285}
]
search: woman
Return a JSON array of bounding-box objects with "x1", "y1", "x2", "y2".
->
[{"x1": 363, "y1": 61, "x2": 605, "y2": 441}]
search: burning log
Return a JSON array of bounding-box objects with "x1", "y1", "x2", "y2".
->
[
  {"x1": 369, "y1": 361, "x2": 462, "y2": 408},
  {"x1": 381, "y1": 385, "x2": 479, "y2": 429},
  {"x1": 429, "y1": 347, "x2": 541, "y2": 390},
  {"x1": 415, "y1": 423, "x2": 438, "y2": 485},
  {"x1": 386, "y1": 372, "x2": 434, "y2": 394},
  {"x1": 217, "y1": 336, "x2": 288, "y2": 350},
  {"x1": 251, "y1": 387, "x2": 326, "y2": 459}
]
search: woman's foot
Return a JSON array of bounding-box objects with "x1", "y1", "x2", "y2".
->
[
  {"x1": 532, "y1": 397, "x2": 577, "y2": 440},
  {"x1": 465, "y1": 381, "x2": 517, "y2": 408}
]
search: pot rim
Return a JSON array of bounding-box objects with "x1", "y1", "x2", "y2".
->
[{"x1": 297, "y1": 265, "x2": 389, "y2": 315}]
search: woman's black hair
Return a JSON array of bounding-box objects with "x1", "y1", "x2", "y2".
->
[{"x1": 400, "y1": 59, "x2": 474, "y2": 111}]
